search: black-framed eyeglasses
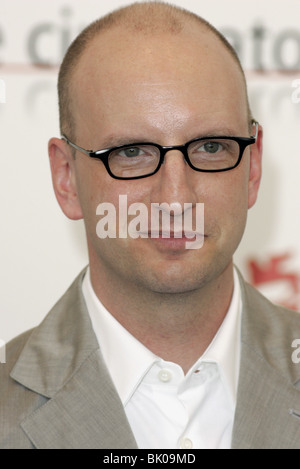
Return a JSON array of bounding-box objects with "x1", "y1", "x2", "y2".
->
[{"x1": 61, "y1": 120, "x2": 259, "y2": 180}]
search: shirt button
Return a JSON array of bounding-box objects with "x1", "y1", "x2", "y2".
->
[
  {"x1": 195, "y1": 363, "x2": 205, "y2": 373},
  {"x1": 158, "y1": 369, "x2": 172, "y2": 382},
  {"x1": 180, "y1": 438, "x2": 193, "y2": 449}
]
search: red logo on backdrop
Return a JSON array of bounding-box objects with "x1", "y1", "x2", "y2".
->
[{"x1": 247, "y1": 253, "x2": 300, "y2": 311}]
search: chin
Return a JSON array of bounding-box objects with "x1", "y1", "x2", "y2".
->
[
  {"x1": 142, "y1": 265, "x2": 212, "y2": 295},
  {"x1": 140, "y1": 251, "x2": 234, "y2": 295}
]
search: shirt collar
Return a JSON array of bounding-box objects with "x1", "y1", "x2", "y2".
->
[
  {"x1": 82, "y1": 270, "x2": 157, "y2": 404},
  {"x1": 199, "y1": 268, "x2": 242, "y2": 403},
  {"x1": 82, "y1": 268, "x2": 242, "y2": 406}
]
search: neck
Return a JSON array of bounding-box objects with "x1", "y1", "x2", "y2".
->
[{"x1": 89, "y1": 261, "x2": 234, "y2": 374}]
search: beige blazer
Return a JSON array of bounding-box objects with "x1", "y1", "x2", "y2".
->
[{"x1": 1, "y1": 268, "x2": 300, "y2": 449}]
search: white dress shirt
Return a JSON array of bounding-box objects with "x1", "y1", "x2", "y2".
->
[{"x1": 82, "y1": 268, "x2": 242, "y2": 449}]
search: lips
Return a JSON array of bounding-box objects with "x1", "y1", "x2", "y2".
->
[
  {"x1": 133, "y1": 228, "x2": 204, "y2": 249},
  {"x1": 137, "y1": 230, "x2": 200, "y2": 239}
]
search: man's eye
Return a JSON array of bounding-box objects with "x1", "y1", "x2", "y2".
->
[
  {"x1": 119, "y1": 147, "x2": 142, "y2": 158},
  {"x1": 200, "y1": 142, "x2": 223, "y2": 153}
]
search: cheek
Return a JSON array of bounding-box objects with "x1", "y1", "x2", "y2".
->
[
  {"x1": 76, "y1": 163, "x2": 152, "y2": 235},
  {"x1": 223, "y1": 173, "x2": 250, "y2": 243},
  {"x1": 203, "y1": 170, "x2": 249, "y2": 235},
  {"x1": 73, "y1": 161, "x2": 107, "y2": 228}
]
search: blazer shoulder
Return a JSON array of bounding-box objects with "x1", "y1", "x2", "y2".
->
[
  {"x1": 1, "y1": 329, "x2": 33, "y2": 379},
  {"x1": 0, "y1": 329, "x2": 48, "y2": 448},
  {"x1": 0, "y1": 268, "x2": 95, "y2": 448},
  {"x1": 243, "y1": 278, "x2": 300, "y2": 329},
  {"x1": 240, "y1": 277, "x2": 300, "y2": 385}
]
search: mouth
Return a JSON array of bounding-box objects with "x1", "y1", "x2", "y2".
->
[
  {"x1": 137, "y1": 230, "x2": 205, "y2": 250},
  {"x1": 137, "y1": 229, "x2": 201, "y2": 237}
]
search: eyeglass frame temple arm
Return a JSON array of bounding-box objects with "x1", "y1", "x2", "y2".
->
[
  {"x1": 251, "y1": 119, "x2": 259, "y2": 140},
  {"x1": 61, "y1": 135, "x2": 94, "y2": 156}
]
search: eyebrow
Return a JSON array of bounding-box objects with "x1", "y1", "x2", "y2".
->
[
  {"x1": 97, "y1": 128, "x2": 244, "y2": 150},
  {"x1": 98, "y1": 136, "x2": 148, "y2": 149}
]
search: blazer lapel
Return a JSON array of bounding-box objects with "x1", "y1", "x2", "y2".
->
[
  {"x1": 10, "y1": 269, "x2": 138, "y2": 449},
  {"x1": 20, "y1": 349, "x2": 138, "y2": 449},
  {"x1": 232, "y1": 343, "x2": 300, "y2": 449},
  {"x1": 232, "y1": 272, "x2": 300, "y2": 449}
]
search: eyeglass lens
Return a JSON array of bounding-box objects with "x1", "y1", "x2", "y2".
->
[{"x1": 107, "y1": 138, "x2": 241, "y2": 178}]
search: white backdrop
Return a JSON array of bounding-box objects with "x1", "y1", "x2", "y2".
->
[{"x1": 1, "y1": 0, "x2": 300, "y2": 342}]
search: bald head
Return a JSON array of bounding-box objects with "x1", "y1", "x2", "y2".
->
[{"x1": 58, "y1": 1, "x2": 252, "y2": 139}]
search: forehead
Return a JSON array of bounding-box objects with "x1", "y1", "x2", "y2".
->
[
  {"x1": 71, "y1": 25, "x2": 248, "y2": 136},
  {"x1": 76, "y1": 22, "x2": 243, "y2": 77}
]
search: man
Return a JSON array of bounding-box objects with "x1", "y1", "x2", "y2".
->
[{"x1": 1, "y1": 1, "x2": 300, "y2": 449}]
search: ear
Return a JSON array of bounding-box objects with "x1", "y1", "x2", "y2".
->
[
  {"x1": 48, "y1": 137, "x2": 83, "y2": 220},
  {"x1": 248, "y1": 124, "x2": 263, "y2": 209}
]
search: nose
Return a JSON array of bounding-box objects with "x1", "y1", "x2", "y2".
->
[{"x1": 151, "y1": 149, "x2": 198, "y2": 210}]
